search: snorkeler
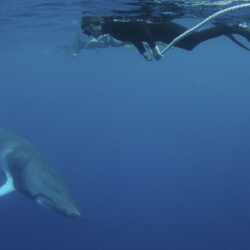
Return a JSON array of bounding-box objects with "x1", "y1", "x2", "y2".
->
[{"x1": 81, "y1": 16, "x2": 250, "y2": 61}]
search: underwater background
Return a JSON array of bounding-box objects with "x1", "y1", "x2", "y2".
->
[{"x1": 0, "y1": 0, "x2": 250, "y2": 249}]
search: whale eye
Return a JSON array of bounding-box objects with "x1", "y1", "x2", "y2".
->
[
  {"x1": 35, "y1": 196, "x2": 54, "y2": 209},
  {"x1": 35, "y1": 195, "x2": 82, "y2": 219}
]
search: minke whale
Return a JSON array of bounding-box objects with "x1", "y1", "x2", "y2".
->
[{"x1": 0, "y1": 128, "x2": 81, "y2": 219}]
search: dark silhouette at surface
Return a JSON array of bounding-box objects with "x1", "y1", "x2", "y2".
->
[{"x1": 81, "y1": 16, "x2": 250, "y2": 61}]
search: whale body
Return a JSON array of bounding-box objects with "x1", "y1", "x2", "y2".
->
[{"x1": 0, "y1": 128, "x2": 81, "y2": 219}]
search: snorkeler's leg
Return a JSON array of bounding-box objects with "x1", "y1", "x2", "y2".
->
[
  {"x1": 212, "y1": 23, "x2": 250, "y2": 42},
  {"x1": 233, "y1": 23, "x2": 250, "y2": 42},
  {"x1": 173, "y1": 26, "x2": 226, "y2": 50},
  {"x1": 174, "y1": 24, "x2": 250, "y2": 50}
]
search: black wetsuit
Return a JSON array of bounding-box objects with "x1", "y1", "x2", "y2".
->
[{"x1": 101, "y1": 20, "x2": 250, "y2": 54}]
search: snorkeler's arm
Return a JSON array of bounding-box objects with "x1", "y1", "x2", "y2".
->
[
  {"x1": 109, "y1": 37, "x2": 126, "y2": 47},
  {"x1": 84, "y1": 37, "x2": 108, "y2": 49},
  {"x1": 133, "y1": 41, "x2": 153, "y2": 61},
  {"x1": 96, "y1": 34, "x2": 125, "y2": 47}
]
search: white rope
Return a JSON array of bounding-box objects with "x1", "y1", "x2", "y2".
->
[{"x1": 161, "y1": 3, "x2": 250, "y2": 55}]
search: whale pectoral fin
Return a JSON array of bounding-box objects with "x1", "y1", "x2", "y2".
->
[{"x1": 0, "y1": 172, "x2": 15, "y2": 196}]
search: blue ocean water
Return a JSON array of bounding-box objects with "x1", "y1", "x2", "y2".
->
[{"x1": 0, "y1": 1, "x2": 250, "y2": 249}]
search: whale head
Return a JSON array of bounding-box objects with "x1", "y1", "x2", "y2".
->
[
  {"x1": 6, "y1": 145, "x2": 82, "y2": 220},
  {"x1": 0, "y1": 129, "x2": 82, "y2": 220}
]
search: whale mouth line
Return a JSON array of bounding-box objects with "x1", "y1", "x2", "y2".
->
[{"x1": 35, "y1": 195, "x2": 82, "y2": 220}]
